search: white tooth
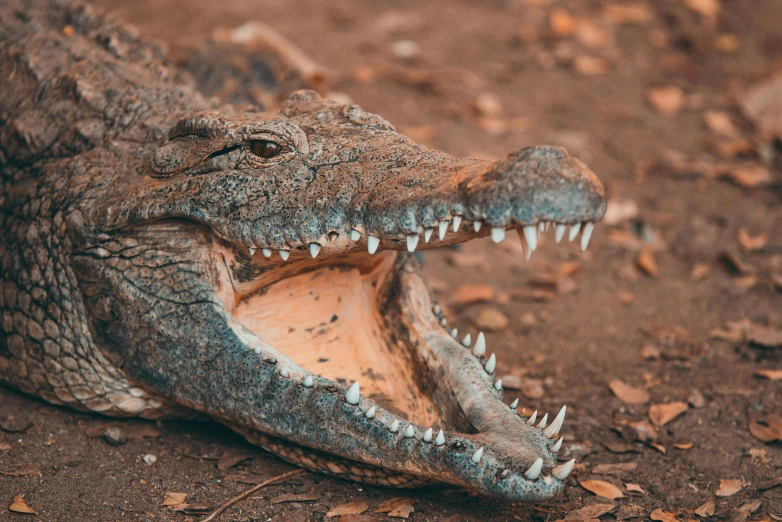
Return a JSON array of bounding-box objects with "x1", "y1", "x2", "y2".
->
[
  {"x1": 262, "y1": 248, "x2": 272, "y2": 258},
  {"x1": 494, "y1": 379, "x2": 502, "y2": 391},
  {"x1": 524, "y1": 457, "x2": 543, "y2": 480},
  {"x1": 350, "y1": 229, "x2": 362, "y2": 241},
  {"x1": 407, "y1": 234, "x2": 419, "y2": 252},
  {"x1": 366, "y1": 406, "x2": 376, "y2": 419},
  {"x1": 452, "y1": 215, "x2": 462, "y2": 232},
  {"x1": 367, "y1": 235, "x2": 380, "y2": 254},
  {"x1": 568, "y1": 223, "x2": 581, "y2": 242},
  {"x1": 484, "y1": 353, "x2": 496, "y2": 374},
  {"x1": 580, "y1": 222, "x2": 594, "y2": 251},
  {"x1": 279, "y1": 368, "x2": 289, "y2": 377},
  {"x1": 440, "y1": 318, "x2": 448, "y2": 327},
  {"x1": 438, "y1": 221, "x2": 448, "y2": 240},
  {"x1": 552, "y1": 436, "x2": 563, "y2": 452},
  {"x1": 510, "y1": 398, "x2": 519, "y2": 409},
  {"x1": 309, "y1": 243, "x2": 321, "y2": 258},
  {"x1": 434, "y1": 429, "x2": 445, "y2": 446},
  {"x1": 345, "y1": 381, "x2": 360, "y2": 405},
  {"x1": 461, "y1": 333, "x2": 472, "y2": 348},
  {"x1": 424, "y1": 228, "x2": 433, "y2": 243},
  {"x1": 539, "y1": 222, "x2": 545, "y2": 233},
  {"x1": 555, "y1": 224, "x2": 566, "y2": 243},
  {"x1": 423, "y1": 428, "x2": 433, "y2": 442},
  {"x1": 526, "y1": 410, "x2": 538, "y2": 426},
  {"x1": 471, "y1": 447, "x2": 484, "y2": 464},
  {"x1": 523, "y1": 226, "x2": 537, "y2": 251},
  {"x1": 552, "y1": 459, "x2": 575, "y2": 480},
  {"x1": 536, "y1": 413, "x2": 548, "y2": 429},
  {"x1": 544, "y1": 476, "x2": 552, "y2": 485},
  {"x1": 543, "y1": 405, "x2": 566, "y2": 438},
  {"x1": 545, "y1": 221, "x2": 550, "y2": 232},
  {"x1": 253, "y1": 347, "x2": 262, "y2": 355},
  {"x1": 473, "y1": 221, "x2": 482, "y2": 232},
  {"x1": 390, "y1": 420, "x2": 399, "y2": 433},
  {"x1": 404, "y1": 425, "x2": 415, "y2": 438},
  {"x1": 451, "y1": 328, "x2": 458, "y2": 339},
  {"x1": 302, "y1": 375, "x2": 314, "y2": 387},
  {"x1": 248, "y1": 247, "x2": 256, "y2": 256},
  {"x1": 491, "y1": 227, "x2": 505, "y2": 243},
  {"x1": 472, "y1": 332, "x2": 486, "y2": 357},
  {"x1": 279, "y1": 250, "x2": 290, "y2": 261},
  {"x1": 433, "y1": 304, "x2": 441, "y2": 314}
]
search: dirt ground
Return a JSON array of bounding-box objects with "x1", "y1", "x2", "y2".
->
[{"x1": 2, "y1": 0, "x2": 781, "y2": 520}]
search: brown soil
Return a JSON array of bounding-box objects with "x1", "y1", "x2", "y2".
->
[{"x1": 2, "y1": 0, "x2": 781, "y2": 520}]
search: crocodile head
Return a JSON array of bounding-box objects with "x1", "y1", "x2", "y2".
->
[{"x1": 86, "y1": 90, "x2": 606, "y2": 501}]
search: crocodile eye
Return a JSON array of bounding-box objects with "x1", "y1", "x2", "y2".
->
[{"x1": 250, "y1": 140, "x2": 282, "y2": 159}]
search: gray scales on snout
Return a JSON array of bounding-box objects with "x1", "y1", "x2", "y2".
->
[{"x1": 0, "y1": 0, "x2": 606, "y2": 501}]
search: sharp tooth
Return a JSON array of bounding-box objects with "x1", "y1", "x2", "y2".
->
[
  {"x1": 262, "y1": 248, "x2": 272, "y2": 258},
  {"x1": 580, "y1": 222, "x2": 594, "y2": 251},
  {"x1": 452, "y1": 215, "x2": 462, "y2": 232},
  {"x1": 253, "y1": 347, "x2": 262, "y2": 355},
  {"x1": 440, "y1": 318, "x2": 447, "y2": 327},
  {"x1": 524, "y1": 457, "x2": 543, "y2": 480},
  {"x1": 523, "y1": 226, "x2": 537, "y2": 251},
  {"x1": 536, "y1": 413, "x2": 548, "y2": 429},
  {"x1": 539, "y1": 222, "x2": 545, "y2": 233},
  {"x1": 404, "y1": 425, "x2": 415, "y2": 438},
  {"x1": 423, "y1": 428, "x2": 433, "y2": 442},
  {"x1": 494, "y1": 379, "x2": 503, "y2": 391},
  {"x1": 407, "y1": 234, "x2": 419, "y2": 252},
  {"x1": 366, "y1": 406, "x2": 376, "y2": 419},
  {"x1": 543, "y1": 405, "x2": 566, "y2": 438},
  {"x1": 350, "y1": 229, "x2": 361, "y2": 241},
  {"x1": 424, "y1": 228, "x2": 433, "y2": 243},
  {"x1": 510, "y1": 398, "x2": 519, "y2": 409},
  {"x1": 552, "y1": 459, "x2": 575, "y2": 480},
  {"x1": 434, "y1": 429, "x2": 445, "y2": 446},
  {"x1": 433, "y1": 304, "x2": 441, "y2": 314},
  {"x1": 390, "y1": 420, "x2": 399, "y2": 433},
  {"x1": 555, "y1": 224, "x2": 566, "y2": 243},
  {"x1": 450, "y1": 328, "x2": 458, "y2": 339},
  {"x1": 438, "y1": 221, "x2": 448, "y2": 240},
  {"x1": 491, "y1": 227, "x2": 505, "y2": 243},
  {"x1": 545, "y1": 221, "x2": 550, "y2": 232},
  {"x1": 472, "y1": 332, "x2": 486, "y2": 357},
  {"x1": 568, "y1": 223, "x2": 581, "y2": 242},
  {"x1": 552, "y1": 436, "x2": 563, "y2": 452},
  {"x1": 279, "y1": 250, "x2": 290, "y2": 261},
  {"x1": 471, "y1": 447, "x2": 484, "y2": 464},
  {"x1": 279, "y1": 368, "x2": 289, "y2": 377},
  {"x1": 526, "y1": 410, "x2": 538, "y2": 425},
  {"x1": 345, "y1": 381, "x2": 360, "y2": 405},
  {"x1": 309, "y1": 243, "x2": 321, "y2": 258},
  {"x1": 302, "y1": 375, "x2": 314, "y2": 388},
  {"x1": 484, "y1": 353, "x2": 496, "y2": 374},
  {"x1": 367, "y1": 235, "x2": 380, "y2": 254},
  {"x1": 473, "y1": 221, "x2": 482, "y2": 232},
  {"x1": 248, "y1": 247, "x2": 256, "y2": 256},
  {"x1": 461, "y1": 333, "x2": 472, "y2": 348},
  {"x1": 544, "y1": 476, "x2": 552, "y2": 485}
]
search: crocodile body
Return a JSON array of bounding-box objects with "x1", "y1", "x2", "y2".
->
[{"x1": 0, "y1": 0, "x2": 606, "y2": 501}]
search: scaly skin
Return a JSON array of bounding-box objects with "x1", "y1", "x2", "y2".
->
[{"x1": 0, "y1": 0, "x2": 606, "y2": 501}]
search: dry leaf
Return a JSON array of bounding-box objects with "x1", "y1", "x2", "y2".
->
[
  {"x1": 684, "y1": 0, "x2": 721, "y2": 21},
  {"x1": 640, "y1": 344, "x2": 661, "y2": 360},
  {"x1": 217, "y1": 450, "x2": 253, "y2": 471},
  {"x1": 727, "y1": 165, "x2": 772, "y2": 188},
  {"x1": 327, "y1": 502, "x2": 369, "y2": 517},
  {"x1": 691, "y1": 263, "x2": 710, "y2": 281},
  {"x1": 694, "y1": 500, "x2": 715, "y2": 517},
  {"x1": 740, "y1": 73, "x2": 782, "y2": 138},
  {"x1": 374, "y1": 498, "x2": 409, "y2": 513},
  {"x1": 603, "y1": 2, "x2": 652, "y2": 24},
  {"x1": 625, "y1": 483, "x2": 645, "y2": 494},
  {"x1": 737, "y1": 229, "x2": 768, "y2": 251},
  {"x1": 9, "y1": 495, "x2": 38, "y2": 515},
  {"x1": 649, "y1": 443, "x2": 667, "y2": 454},
  {"x1": 573, "y1": 55, "x2": 608, "y2": 76},
  {"x1": 592, "y1": 462, "x2": 638, "y2": 476},
  {"x1": 637, "y1": 249, "x2": 659, "y2": 276},
  {"x1": 609, "y1": 380, "x2": 650, "y2": 404},
  {"x1": 755, "y1": 369, "x2": 782, "y2": 381},
  {"x1": 650, "y1": 508, "x2": 679, "y2": 522},
  {"x1": 748, "y1": 411, "x2": 782, "y2": 443},
  {"x1": 550, "y1": 9, "x2": 576, "y2": 36},
  {"x1": 747, "y1": 324, "x2": 782, "y2": 348},
  {"x1": 674, "y1": 442, "x2": 694, "y2": 450},
  {"x1": 647, "y1": 86, "x2": 685, "y2": 115},
  {"x1": 269, "y1": 493, "x2": 320, "y2": 504},
  {"x1": 474, "y1": 307, "x2": 508, "y2": 331},
  {"x1": 388, "y1": 502, "x2": 415, "y2": 518},
  {"x1": 162, "y1": 492, "x2": 187, "y2": 507},
  {"x1": 702, "y1": 110, "x2": 738, "y2": 137},
  {"x1": 565, "y1": 503, "x2": 616, "y2": 519},
  {"x1": 580, "y1": 479, "x2": 625, "y2": 499},
  {"x1": 738, "y1": 499, "x2": 762, "y2": 514},
  {"x1": 716, "y1": 479, "x2": 742, "y2": 497},
  {"x1": 604, "y1": 198, "x2": 640, "y2": 226},
  {"x1": 648, "y1": 402, "x2": 688, "y2": 426}
]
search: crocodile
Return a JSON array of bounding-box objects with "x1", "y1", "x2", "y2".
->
[{"x1": 0, "y1": 0, "x2": 606, "y2": 502}]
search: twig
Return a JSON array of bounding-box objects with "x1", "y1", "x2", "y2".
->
[{"x1": 202, "y1": 469, "x2": 305, "y2": 521}]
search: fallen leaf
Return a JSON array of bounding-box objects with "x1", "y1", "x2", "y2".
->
[
  {"x1": 748, "y1": 448, "x2": 768, "y2": 464},
  {"x1": 716, "y1": 479, "x2": 742, "y2": 497},
  {"x1": 580, "y1": 480, "x2": 625, "y2": 499},
  {"x1": 269, "y1": 493, "x2": 320, "y2": 504},
  {"x1": 650, "y1": 508, "x2": 679, "y2": 522},
  {"x1": 625, "y1": 483, "x2": 645, "y2": 494},
  {"x1": 550, "y1": 8, "x2": 576, "y2": 36},
  {"x1": 727, "y1": 165, "x2": 772, "y2": 188},
  {"x1": 737, "y1": 499, "x2": 762, "y2": 514},
  {"x1": 565, "y1": 503, "x2": 616, "y2": 519},
  {"x1": 684, "y1": 0, "x2": 721, "y2": 21},
  {"x1": 688, "y1": 389, "x2": 706, "y2": 408},
  {"x1": 748, "y1": 411, "x2": 782, "y2": 443},
  {"x1": 647, "y1": 86, "x2": 685, "y2": 115},
  {"x1": 0, "y1": 466, "x2": 42, "y2": 477},
  {"x1": 694, "y1": 500, "x2": 715, "y2": 517},
  {"x1": 474, "y1": 307, "x2": 508, "y2": 331},
  {"x1": 0, "y1": 417, "x2": 32, "y2": 433},
  {"x1": 641, "y1": 344, "x2": 661, "y2": 360},
  {"x1": 616, "y1": 504, "x2": 646, "y2": 520},
  {"x1": 755, "y1": 369, "x2": 782, "y2": 381},
  {"x1": 573, "y1": 55, "x2": 608, "y2": 76},
  {"x1": 674, "y1": 442, "x2": 693, "y2": 450},
  {"x1": 739, "y1": 73, "x2": 782, "y2": 139},
  {"x1": 747, "y1": 324, "x2": 782, "y2": 348},
  {"x1": 648, "y1": 402, "x2": 688, "y2": 426},
  {"x1": 374, "y1": 498, "x2": 409, "y2": 513},
  {"x1": 649, "y1": 443, "x2": 667, "y2": 454},
  {"x1": 603, "y1": 3, "x2": 653, "y2": 25},
  {"x1": 609, "y1": 380, "x2": 650, "y2": 404},
  {"x1": 603, "y1": 199, "x2": 640, "y2": 226},
  {"x1": 628, "y1": 421, "x2": 657, "y2": 443},
  {"x1": 0, "y1": 442, "x2": 10, "y2": 452},
  {"x1": 702, "y1": 110, "x2": 738, "y2": 137},
  {"x1": 217, "y1": 450, "x2": 254, "y2": 471},
  {"x1": 9, "y1": 495, "x2": 38, "y2": 515},
  {"x1": 388, "y1": 502, "x2": 415, "y2": 518},
  {"x1": 162, "y1": 492, "x2": 187, "y2": 507},
  {"x1": 737, "y1": 229, "x2": 768, "y2": 251},
  {"x1": 327, "y1": 502, "x2": 369, "y2": 518},
  {"x1": 636, "y1": 250, "x2": 659, "y2": 276}
]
